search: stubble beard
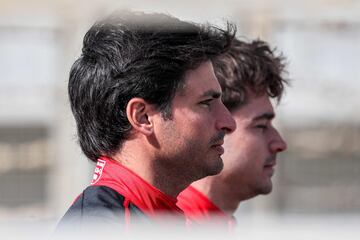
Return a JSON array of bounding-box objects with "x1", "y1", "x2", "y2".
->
[
  {"x1": 161, "y1": 140, "x2": 224, "y2": 185},
  {"x1": 158, "y1": 121, "x2": 224, "y2": 185},
  {"x1": 189, "y1": 142, "x2": 224, "y2": 181},
  {"x1": 256, "y1": 176, "x2": 273, "y2": 195},
  {"x1": 259, "y1": 155, "x2": 277, "y2": 194}
]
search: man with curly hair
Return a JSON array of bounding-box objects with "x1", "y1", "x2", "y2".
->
[{"x1": 178, "y1": 38, "x2": 288, "y2": 227}]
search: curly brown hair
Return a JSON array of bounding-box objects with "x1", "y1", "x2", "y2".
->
[{"x1": 213, "y1": 38, "x2": 288, "y2": 112}]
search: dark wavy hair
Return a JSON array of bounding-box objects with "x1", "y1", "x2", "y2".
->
[
  {"x1": 68, "y1": 11, "x2": 236, "y2": 162},
  {"x1": 213, "y1": 38, "x2": 287, "y2": 112}
]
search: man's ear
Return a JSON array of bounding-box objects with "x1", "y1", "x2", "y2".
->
[{"x1": 126, "y1": 98, "x2": 155, "y2": 136}]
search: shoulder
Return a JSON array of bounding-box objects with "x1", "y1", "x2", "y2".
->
[
  {"x1": 77, "y1": 185, "x2": 127, "y2": 208},
  {"x1": 56, "y1": 185, "x2": 144, "y2": 231}
]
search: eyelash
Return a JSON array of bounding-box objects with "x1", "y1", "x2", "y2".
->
[
  {"x1": 200, "y1": 99, "x2": 212, "y2": 106},
  {"x1": 256, "y1": 125, "x2": 268, "y2": 131}
]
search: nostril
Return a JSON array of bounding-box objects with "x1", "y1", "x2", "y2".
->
[
  {"x1": 222, "y1": 121, "x2": 236, "y2": 134},
  {"x1": 272, "y1": 140, "x2": 287, "y2": 153}
]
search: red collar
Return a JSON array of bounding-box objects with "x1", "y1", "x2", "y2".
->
[
  {"x1": 91, "y1": 156, "x2": 183, "y2": 216},
  {"x1": 177, "y1": 186, "x2": 235, "y2": 226}
]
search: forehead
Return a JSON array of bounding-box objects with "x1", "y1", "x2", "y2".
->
[
  {"x1": 178, "y1": 60, "x2": 222, "y2": 97},
  {"x1": 232, "y1": 93, "x2": 274, "y2": 121}
]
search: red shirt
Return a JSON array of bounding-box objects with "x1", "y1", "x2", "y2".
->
[
  {"x1": 57, "y1": 156, "x2": 184, "y2": 232},
  {"x1": 91, "y1": 156, "x2": 184, "y2": 223},
  {"x1": 177, "y1": 186, "x2": 235, "y2": 229}
]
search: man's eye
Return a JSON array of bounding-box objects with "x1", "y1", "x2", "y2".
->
[
  {"x1": 200, "y1": 99, "x2": 212, "y2": 106},
  {"x1": 256, "y1": 125, "x2": 268, "y2": 131}
]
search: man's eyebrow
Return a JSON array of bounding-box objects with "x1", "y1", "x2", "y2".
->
[
  {"x1": 201, "y1": 90, "x2": 221, "y2": 99},
  {"x1": 252, "y1": 112, "x2": 275, "y2": 121}
]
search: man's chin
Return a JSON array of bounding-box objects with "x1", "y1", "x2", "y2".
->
[
  {"x1": 260, "y1": 182, "x2": 273, "y2": 195},
  {"x1": 205, "y1": 156, "x2": 224, "y2": 176}
]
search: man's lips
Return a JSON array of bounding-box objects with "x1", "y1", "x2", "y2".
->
[
  {"x1": 211, "y1": 140, "x2": 224, "y2": 155},
  {"x1": 264, "y1": 159, "x2": 276, "y2": 176},
  {"x1": 264, "y1": 155, "x2": 277, "y2": 168},
  {"x1": 264, "y1": 161, "x2": 276, "y2": 168}
]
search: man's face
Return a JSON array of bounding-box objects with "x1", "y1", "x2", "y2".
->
[
  {"x1": 219, "y1": 91, "x2": 287, "y2": 200},
  {"x1": 154, "y1": 60, "x2": 236, "y2": 182}
]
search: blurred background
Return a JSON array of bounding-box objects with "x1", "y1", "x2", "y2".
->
[{"x1": 0, "y1": 0, "x2": 359, "y2": 238}]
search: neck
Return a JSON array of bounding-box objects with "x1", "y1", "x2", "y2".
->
[
  {"x1": 191, "y1": 176, "x2": 245, "y2": 215},
  {"x1": 152, "y1": 164, "x2": 190, "y2": 198},
  {"x1": 111, "y1": 140, "x2": 190, "y2": 198}
]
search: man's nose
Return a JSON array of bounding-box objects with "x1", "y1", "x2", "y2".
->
[
  {"x1": 270, "y1": 129, "x2": 287, "y2": 153},
  {"x1": 216, "y1": 105, "x2": 236, "y2": 134}
]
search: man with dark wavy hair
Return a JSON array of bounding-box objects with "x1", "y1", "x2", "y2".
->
[
  {"x1": 57, "y1": 11, "x2": 236, "y2": 230},
  {"x1": 177, "y1": 38, "x2": 288, "y2": 227}
]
